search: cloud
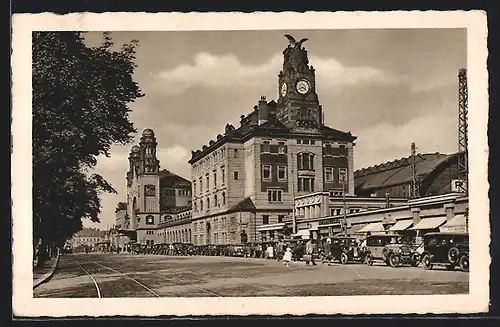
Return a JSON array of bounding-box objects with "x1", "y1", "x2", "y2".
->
[
  {"x1": 353, "y1": 109, "x2": 457, "y2": 170},
  {"x1": 153, "y1": 52, "x2": 398, "y2": 95},
  {"x1": 157, "y1": 145, "x2": 191, "y2": 179}
]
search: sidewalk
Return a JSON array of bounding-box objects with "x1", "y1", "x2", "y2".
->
[{"x1": 33, "y1": 253, "x2": 60, "y2": 289}]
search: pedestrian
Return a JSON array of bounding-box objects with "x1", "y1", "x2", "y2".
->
[
  {"x1": 283, "y1": 247, "x2": 292, "y2": 267},
  {"x1": 305, "y1": 238, "x2": 317, "y2": 266},
  {"x1": 323, "y1": 237, "x2": 333, "y2": 265}
]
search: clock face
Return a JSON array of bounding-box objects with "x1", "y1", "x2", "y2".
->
[
  {"x1": 280, "y1": 82, "x2": 287, "y2": 97},
  {"x1": 296, "y1": 79, "x2": 310, "y2": 95}
]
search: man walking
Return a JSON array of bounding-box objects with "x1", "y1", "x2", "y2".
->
[{"x1": 305, "y1": 238, "x2": 317, "y2": 266}]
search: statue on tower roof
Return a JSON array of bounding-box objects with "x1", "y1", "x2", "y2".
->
[{"x1": 283, "y1": 34, "x2": 309, "y2": 73}]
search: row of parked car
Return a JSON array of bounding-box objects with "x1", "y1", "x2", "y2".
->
[{"x1": 320, "y1": 231, "x2": 469, "y2": 272}]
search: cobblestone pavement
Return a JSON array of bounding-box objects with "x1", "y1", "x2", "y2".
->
[{"x1": 33, "y1": 253, "x2": 469, "y2": 298}]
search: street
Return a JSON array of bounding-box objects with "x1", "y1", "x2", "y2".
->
[{"x1": 33, "y1": 253, "x2": 469, "y2": 298}]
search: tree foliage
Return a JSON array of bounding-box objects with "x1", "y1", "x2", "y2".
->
[{"x1": 33, "y1": 32, "x2": 143, "y2": 246}]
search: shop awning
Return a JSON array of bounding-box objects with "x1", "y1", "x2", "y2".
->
[
  {"x1": 439, "y1": 215, "x2": 467, "y2": 233},
  {"x1": 357, "y1": 222, "x2": 386, "y2": 234},
  {"x1": 292, "y1": 229, "x2": 311, "y2": 239},
  {"x1": 389, "y1": 220, "x2": 413, "y2": 232},
  {"x1": 347, "y1": 224, "x2": 366, "y2": 234},
  {"x1": 410, "y1": 217, "x2": 446, "y2": 230}
]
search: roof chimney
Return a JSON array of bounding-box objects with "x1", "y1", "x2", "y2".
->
[{"x1": 258, "y1": 96, "x2": 268, "y2": 125}]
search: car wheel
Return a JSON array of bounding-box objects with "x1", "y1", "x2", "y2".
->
[
  {"x1": 448, "y1": 247, "x2": 460, "y2": 264},
  {"x1": 422, "y1": 254, "x2": 433, "y2": 270},
  {"x1": 365, "y1": 254, "x2": 373, "y2": 266},
  {"x1": 389, "y1": 254, "x2": 400, "y2": 268},
  {"x1": 459, "y1": 255, "x2": 469, "y2": 272},
  {"x1": 411, "y1": 254, "x2": 421, "y2": 267},
  {"x1": 340, "y1": 252, "x2": 349, "y2": 265}
]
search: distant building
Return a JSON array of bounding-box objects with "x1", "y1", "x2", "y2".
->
[
  {"x1": 354, "y1": 152, "x2": 466, "y2": 198},
  {"x1": 71, "y1": 228, "x2": 108, "y2": 249}
]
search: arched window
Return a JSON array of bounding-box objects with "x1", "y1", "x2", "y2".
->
[
  {"x1": 214, "y1": 194, "x2": 218, "y2": 207},
  {"x1": 222, "y1": 192, "x2": 226, "y2": 205},
  {"x1": 200, "y1": 200, "x2": 204, "y2": 211},
  {"x1": 207, "y1": 197, "x2": 210, "y2": 209}
]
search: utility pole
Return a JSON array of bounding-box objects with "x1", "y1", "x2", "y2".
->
[
  {"x1": 340, "y1": 170, "x2": 347, "y2": 236},
  {"x1": 410, "y1": 142, "x2": 420, "y2": 199},
  {"x1": 457, "y1": 68, "x2": 469, "y2": 194},
  {"x1": 291, "y1": 153, "x2": 297, "y2": 234}
]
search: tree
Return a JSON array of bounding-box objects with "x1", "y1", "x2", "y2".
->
[{"x1": 32, "y1": 32, "x2": 143, "y2": 266}]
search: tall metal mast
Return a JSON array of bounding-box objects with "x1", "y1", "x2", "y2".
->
[
  {"x1": 457, "y1": 68, "x2": 468, "y2": 194},
  {"x1": 410, "y1": 142, "x2": 420, "y2": 198}
]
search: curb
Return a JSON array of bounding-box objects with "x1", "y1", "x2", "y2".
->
[{"x1": 33, "y1": 253, "x2": 60, "y2": 290}]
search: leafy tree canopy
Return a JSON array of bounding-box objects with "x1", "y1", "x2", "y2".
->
[{"x1": 33, "y1": 31, "x2": 143, "y2": 244}]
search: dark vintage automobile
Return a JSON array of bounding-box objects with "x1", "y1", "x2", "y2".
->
[
  {"x1": 323, "y1": 236, "x2": 366, "y2": 264},
  {"x1": 363, "y1": 234, "x2": 418, "y2": 267},
  {"x1": 420, "y1": 232, "x2": 469, "y2": 272}
]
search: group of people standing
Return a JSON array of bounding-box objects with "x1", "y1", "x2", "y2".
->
[{"x1": 271, "y1": 238, "x2": 317, "y2": 267}]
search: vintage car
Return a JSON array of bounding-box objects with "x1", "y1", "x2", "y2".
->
[
  {"x1": 420, "y1": 232, "x2": 469, "y2": 272},
  {"x1": 363, "y1": 234, "x2": 418, "y2": 267},
  {"x1": 231, "y1": 245, "x2": 246, "y2": 257},
  {"x1": 324, "y1": 236, "x2": 366, "y2": 264},
  {"x1": 382, "y1": 242, "x2": 421, "y2": 267}
]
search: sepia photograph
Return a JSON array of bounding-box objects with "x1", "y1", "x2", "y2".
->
[{"x1": 12, "y1": 11, "x2": 489, "y2": 316}]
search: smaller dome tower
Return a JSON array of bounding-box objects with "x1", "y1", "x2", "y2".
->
[{"x1": 139, "y1": 128, "x2": 159, "y2": 175}]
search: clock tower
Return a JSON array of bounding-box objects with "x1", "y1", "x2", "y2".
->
[{"x1": 277, "y1": 35, "x2": 323, "y2": 132}]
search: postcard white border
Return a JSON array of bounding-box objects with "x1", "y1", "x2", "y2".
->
[{"x1": 12, "y1": 11, "x2": 489, "y2": 316}]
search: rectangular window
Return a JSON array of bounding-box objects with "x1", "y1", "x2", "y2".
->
[
  {"x1": 335, "y1": 208, "x2": 342, "y2": 216},
  {"x1": 267, "y1": 189, "x2": 283, "y2": 203},
  {"x1": 296, "y1": 139, "x2": 302, "y2": 144},
  {"x1": 199, "y1": 177, "x2": 203, "y2": 195},
  {"x1": 298, "y1": 177, "x2": 315, "y2": 192},
  {"x1": 330, "y1": 208, "x2": 336, "y2": 216},
  {"x1": 262, "y1": 141, "x2": 271, "y2": 153},
  {"x1": 278, "y1": 142, "x2": 285, "y2": 154},
  {"x1": 310, "y1": 140, "x2": 316, "y2": 145},
  {"x1": 325, "y1": 167, "x2": 334, "y2": 182},
  {"x1": 262, "y1": 215, "x2": 270, "y2": 225},
  {"x1": 303, "y1": 140, "x2": 310, "y2": 145},
  {"x1": 262, "y1": 165, "x2": 272, "y2": 180},
  {"x1": 297, "y1": 153, "x2": 314, "y2": 170},
  {"x1": 206, "y1": 174, "x2": 209, "y2": 191},
  {"x1": 234, "y1": 171, "x2": 239, "y2": 180},
  {"x1": 234, "y1": 149, "x2": 238, "y2": 158},
  {"x1": 339, "y1": 145, "x2": 347, "y2": 156},
  {"x1": 213, "y1": 170, "x2": 217, "y2": 188},
  {"x1": 277, "y1": 166, "x2": 287, "y2": 181},
  {"x1": 325, "y1": 144, "x2": 332, "y2": 156},
  {"x1": 278, "y1": 215, "x2": 284, "y2": 223},
  {"x1": 193, "y1": 181, "x2": 196, "y2": 195},
  {"x1": 339, "y1": 168, "x2": 347, "y2": 183},
  {"x1": 221, "y1": 166, "x2": 225, "y2": 184}
]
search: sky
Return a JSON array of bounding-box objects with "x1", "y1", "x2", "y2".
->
[{"x1": 82, "y1": 29, "x2": 466, "y2": 230}]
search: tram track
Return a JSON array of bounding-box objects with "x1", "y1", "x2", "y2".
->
[{"x1": 73, "y1": 260, "x2": 161, "y2": 298}]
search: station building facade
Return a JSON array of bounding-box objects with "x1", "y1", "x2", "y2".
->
[
  {"x1": 188, "y1": 37, "x2": 357, "y2": 245},
  {"x1": 290, "y1": 192, "x2": 468, "y2": 245}
]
